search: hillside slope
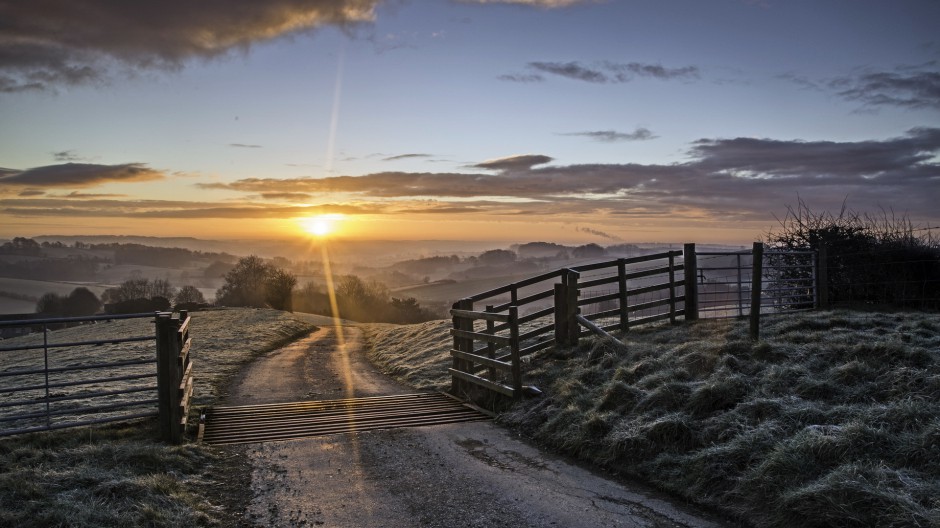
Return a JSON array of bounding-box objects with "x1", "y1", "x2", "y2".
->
[{"x1": 362, "y1": 310, "x2": 940, "y2": 527}]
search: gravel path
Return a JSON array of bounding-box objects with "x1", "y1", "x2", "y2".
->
[{"x1": 221, "y1": 323, "x2": 732, "y2": 528}]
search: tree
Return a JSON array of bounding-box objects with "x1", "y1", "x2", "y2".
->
[
  {"x1": 174, "y1": 285, "x2": 206, "y2": 306},
  {"x1": 477, "y1": 249, "x2": 517, "y2": 266},
  {"x1": 149, "y1": 278, "x2": 176, "y2": 300},
  {"x1": 216, "y1": 255, "x2": 268, "y2": 307},
  {"x1": 265, "y1": 268, "x2": 297, "y2": 311},
  {"x1": 64, "y1": 287, "x2": 101, "y2": 316},
  {"x1": 572, "y1": 243, "x2": 606, "y2": 258},
  {"x1": 36, "y1": 292, "x2": 64, "y2": 314},
  {"x1": 115, "y1": 278, "x2": 151, "y2": 302}
]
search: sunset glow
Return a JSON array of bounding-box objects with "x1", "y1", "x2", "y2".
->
[
  {"x1": 299, "y1": 214, "x2": 344, "y2": 238},
  {"x1": 0, "y1": 1, "x2": 937, "y2": 244}
]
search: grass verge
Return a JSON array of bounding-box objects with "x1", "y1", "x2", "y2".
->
[
  {"x1": 361, "y1": 310, "x2": 940, "y2": 528},
  {"x1": 0, "y1": 308, "x2": 316, "y2": 527}
]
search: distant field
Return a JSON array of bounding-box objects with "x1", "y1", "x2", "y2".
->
[
  {"x1": 392, "y1": 271, "x2": 552, "y2": 303},
  {"x1": 0, "y1": 297, "x2": 36, "y2": 314},
  {"x1": 0, "y1": 277, "x2": 109, "y2": 314}
]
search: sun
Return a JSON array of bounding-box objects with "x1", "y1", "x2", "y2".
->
[{"x1": 299, "y1": 214, "x2": 343, "y2": 237}]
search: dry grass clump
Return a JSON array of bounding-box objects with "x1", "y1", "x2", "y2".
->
[
  {"x1": 0, "y1": 308, "x2": 316, "y2": 527},
  {"x1": 358, "y1": 309, "x2": 940, "y2": 527}
]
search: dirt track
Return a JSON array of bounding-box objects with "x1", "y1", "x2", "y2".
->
[{"x1": 221, "y1": 322, "x2": 731, "y2": 527}]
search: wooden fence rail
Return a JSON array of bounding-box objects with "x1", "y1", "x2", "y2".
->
[
  {"x1": 449, "y1": 243, "x2": 819, "y2": 407},
  {"x1": 449, "y1": 248, "x2": 693, "y2": 406}
]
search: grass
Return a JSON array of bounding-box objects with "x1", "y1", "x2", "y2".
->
[
  {"x1": 0, "y1": 308, "x2": 316, "y2": 527},
  {"x1": 360, "y1": 309, "x2": 940, "y2": 527}
]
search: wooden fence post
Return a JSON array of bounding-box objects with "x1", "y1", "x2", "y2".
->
[
  {"x1": 554, "y1": 283, "x2": 568, "y2": 346},
  {"x1": 155, "y1": 312, "x2": 180, "y2": 443},
  {"x1": 485, "y1": 305, "x2": 497, "y2": 380},
  {"x1": 668, "y1": 253, "x2": 677, "y2": 324},
  {"x1": 450, "y1": 299, "x2": 473, "y2": 396},
  {"x1": 565, "y1": 270, "x2": 580, "y2": 346},
  {"x1": 817, "y1": 244, "x2": 829, "y2": 309},
  {"x1": 749, "y1": 242, "x2": 764, "y2": 340},
  {"x1": 508, "y1": 306, "x2": 522, "y2": 399},
  {"x1": 683, "y1": 243, "x2": 699, "y2": 321},
  {"x1": 618, "y1": 259, "x2": 629, "y2": 332}
]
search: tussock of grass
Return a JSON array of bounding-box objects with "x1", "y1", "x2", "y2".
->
[
  {"x1": 0, "y1": 308, "x2": 317, "y2": 527},
  {"x1": 360, "y1": 309, "x2": 940, "y2": 527}
]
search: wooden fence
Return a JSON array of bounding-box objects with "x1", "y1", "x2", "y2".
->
[
  {"x1": 449, "y1": 243, "x2": 822, "y2": 406},
  {"x1": 449, "y1": 247, "x2": 695, "y2": 405},
  {"x1": 0, "y1": 311, "x2": 194, "y2": 444}
]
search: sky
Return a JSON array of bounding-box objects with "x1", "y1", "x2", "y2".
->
[{"x1": 1, "y1": 0, "x2": 938, "y2": 245}]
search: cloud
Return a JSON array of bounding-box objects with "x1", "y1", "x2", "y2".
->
[
  {"x1": 193, "y1": 128, "x2": 940, "y2": 222},
  {"x1": 830, "y1": 66, "x2": 940, "y2": 110},
  {"x1": 382, "y1": 153, "x2": 433, "y2": 161},
  {"x1": 0, "y1": 163, "x2": 166, "y2": 187},
  {"x1": 52, "y1": 150, "x2": 86, "y2": 162},
  {"x1": 603, "y1": 61, "x2": 700, "y2": 81},
  {"x1": 5, "y1": 129, "x2": 937, "y2": 225},
  {"x1": 497, "y1": 73, "x2": 544, "y2": 83},
  {"x1": 472, "y1": 154, "x2": 554, "y2": 172},
  {"x1": 0, "y1": 0, "x2": 381, "y2": 92},
  {"x1": 0, "y1": 198, "x2": 378, "y2": 219},
  {"x1": 259, "y1": 192, "x2": 315, "y2": 202},
  {"x1": 529, "y1": 61, "x2": 608, "y2": 83},
  {"x1": 229, "y1": 143, "x2": 263, "y2": 149},
  {"x1": 512, "y1": 61, "x2": 699, "y2": 84},
  {"x1": 561, "y1": 128, "x2": 657, "y2": 142},
  {"x1": 577, "y1": 226, "x2": 619, "y2": 240},
  {"x1": 461, "y1": 0, "x2": 600, "y2": 7}
]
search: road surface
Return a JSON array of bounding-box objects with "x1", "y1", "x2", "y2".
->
[{"x1": 220, "y1": 322, "x2": 732, "y2": 528}]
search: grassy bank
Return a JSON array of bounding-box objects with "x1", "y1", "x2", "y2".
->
[
  {"x1": 0, "y1": 308, "x2": 315, "y2": 527},
  {"x1": 362, "y1": 310, "x2": 940, "y2": 527}
]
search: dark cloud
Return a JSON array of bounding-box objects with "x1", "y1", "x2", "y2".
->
[
  {"x1": 229, "y1": 143, "x2": 263, "y2": 149},
  {"x1": 382, "y1": 153, "x2": 432, "y2": 161},
  {"x1": 193, "y1": 128, "x2": 940, "y2": 221},
  {"x1": 518, "y1": 61, "x2": 699, "y2": 84},
  {"x1": 577, "y1": 226, "x2": 619, "y2": 240},
  {"x1": 472, "y1": 154, "x2": 554, "y2": 172},
  {"x1": 830, "y1": 67, "x2": 940, "y2": 110},
  {"x1": 461, "y1": 0, "x2": 597, "y2": 7},
  {"x1": 18, "y1": 189, "x2": 45, "y2": 197},
  {"x1": 52, "y1": 150, "x2": 86, "y2": 162},
  {"x1": 0, "y1": 163, "x2": 166, "y2": 187},
  {"x1": 561, "y1": 128, "x2": 657, "y2": 142},
  {"x1": 603, "y1": 61, "x2": 699, "y2": 81},
  {"x1": 0, "y1": 198, "x2": 377, "y2": 219},
  {"x1": 0, "y1": 0, "x2": 381, "y2": 92},
  {"x1": 4, "y1": 129, "x2": 937, "y2": 224},
  {"x1": 497, "y1": 73, "x2": 544, "y2": 83},
  {"x1": 259, "y1": 192, "x2": 315, "y2": 202},
  {"x1": 529, "y1": 61, "x2": 608, "y2": 83}
]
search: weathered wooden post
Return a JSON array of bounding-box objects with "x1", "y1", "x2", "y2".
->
[
  {"x1": 554, "y1": 283, "x2": 568, "y2": 346},
  {"x1": 618, "y1": 259, "x2": 629, "y2": 332},
  {"x1": 450, "y1": 299, "x2": 474, "y2": 396},
  {"x1": 668, "y1": 252, "x2": 677, "y2": 324},
  {"x1": 817, "y1": 244, "x2": 829, "y2": 309},
  {"x1": 683, "y1": 243, "x2": 699, "y2": 321},
  {"x1": 565, "y1": 270, "x2": 580, "y2": 346},
  {"x1": 155, "y1": 312, "x2": 180, "y2": 443},
  {"x1": 508, "y1": 306, "x2": 522, "y2": 400},
  {"x1": 749, "y1": 242, "x2": 764, "y2": 340},
  {"x1": 485, "y1": 305, "x2": 497, "y2": 380}
]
